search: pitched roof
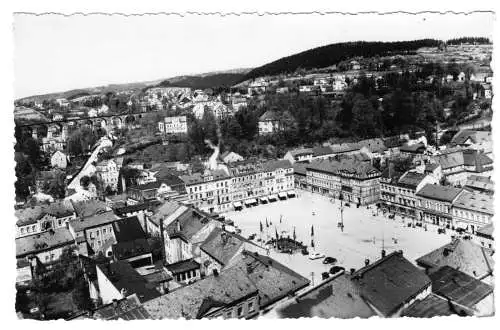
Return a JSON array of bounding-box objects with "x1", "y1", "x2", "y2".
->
[
  {"x1": 356, "y1": 138, "x2": 388, "y2": 153},
  {"x1": 92, "y1": 294, "x2": 151, "y2": 320},
  {"x1": 149, "y1": 200, "x2": 187, "y2": 227},
  {"x1": 112, "y1": 216, "x2": 146, "y2": 243},
  {"x1": 165, "y1": 259, "x2": 200, "y2": 275},
  {"x1": 143, "y1": 266, "x2": 258, "y2": 319},
  {"x1": 262, "y1": 159, "x2": 292, "y2": 172},
  {"x1": 312, "y1": 146, "x2": 335, "y2": 157},
  {"x1": 15, "y1": 205, "x2": 45, "y2": 226},
  {"x1": 288, "y1": 148, "x2": 314, "y2": 157},
  {"x1": 451, "y1": 130, "x2": 491, "y2": 145},
  {"x1": 69, "y1": 211, "x2": 120, "y2": 232},
  {"x1": 113, "y1": 200, "x2": 162, "y2": 217},
  {"x1": 397, "y1": 171, "x2": 428, "y2": 189},
  {"x1": 16, "y1": 228, "x2": 75, "y2": 258},
  {"x1": 465, "y1": 175, "x2": 494, "y2": 192},
  {"x1": 200, "y1": 228, "x2": 244, "y2": 266},
  {"x1": 231, "y1": 251, "x2": 311, "y2": 309},
  {"x1": 97, "y1": 261, "x2": 160, "y2": 303},
  {"x1": 129, "y1": 181, "x2": 163, "y2": 191},
  {"x1": 165, "y1": 208, "x2": 213, "y2": 242},
  {"x1": 401, "y1": 293, "x2": 471, "y2": 317},
  {"x1": 429, "y1": 266, "x2": 493, "y2": 309},
  {"x1": 452, "y1": 190, "x2": 493, "y2": 215},
  {"x1": 416, "y1": 184, "x2": 463, "y2": 203},
  {"x1": 416, "y1": 239, "x2": 494, "y2": 280},
  {"x1": 351, "y1": 251, "x2": 431, "y2": 317},
  {"x1": 272, "y1": 272, "x2": 374, "y2": 319},
  {"x1": 180, "y1": 169, "x2": 230, "y2": 185},
  {"x1": 71, "y1": 200, "x2": 110, "y2": 218},
  {"x1": 306, "y1": 158, "x2": 380, "y2": 179},
  {"x1": 400, "y1": 142, "x2": 426, "y2": 154},
  {"x1": 259, "y1": 110, "x2": 279, "y2": 122},
  {"x1": 476, "y1": 223, "x2": 493, "y2": 238},
  {"x1": 437, "y1": 149, "x2": 493, "y2": 171}
]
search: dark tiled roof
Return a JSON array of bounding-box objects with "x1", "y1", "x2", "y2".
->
[
  {"x1": 232, "y1": 251, "x2": 310, "y2": 309},
  {"x1": 143, "y1": 266, "x2": 258, "y2": 319},
  {"x1": 476, "y1": 223, "x2": 493, "y2": 238},
  {"x1": 351, "y1": 251, "x2": 431, "y2": 317},
  {"x1": 292, "y1": 163, "x2": 307, "y2": 176},
  {"x1": 356, "y1": 138, "x2": 388, "y2": 153},
  {"x1": 416, "y1": 184, "x2": 463, "y2": 203},
  {"x1": 416, "y1": 239, "x2": 494, "y2": 280},
  {"x1": 97, "y1": 261, "x2": 160, "y2": 303},
  {"x1": 165, "y1": 259, "x2": 200, "y2": 275},
  {"x1": 16, "y1": 228, "x2": 75, "y2": 258},
  {"x1": 43, "y1": 201, "x2": 75, "y2": 218},
  {"x1": 451, "y1": 130, "x2": 491, "y2": 145},
  {"x1": 112, "y1": 239, "x2": 151, "y2": 261},
  {"x1": 92, "y1": 294, "x2": 151, "y2": 320},
  {"x1": 273, "y1": 272, "x2": 374, "y2": 319},
  {"x1": 465, "y1": 175, "x2": 494, "y2": 192},
  {"x1": 429, "y1": 266, "x2": 493, "y2": 309},
  {"x1": 15, "y1": 205, "x2": 45, "y2": 226},
  {"x1": 149, "y1": 200, "x2": 187, "y2": 227},
  {"x1": 113, "y1": 200, "x2": 162, "y2": 216},
  {"x1": 112, "y1": 216, "x2": 146, "y2": 243},
  {"x1": 129, "y1": 181, "x2": 163, "y2": 191},
  {"x1": 288, "y1": 148, "x2": 314, "y2": 157},
  {"x1": 402, "y1": 293, "x2": 471, "y2": 317},
  {"x1": 312, "y1": 146, "x2": 335, "y2": 157},
  {"x1": 200, "y1": 228, "x2": 244, "y2": 266}
]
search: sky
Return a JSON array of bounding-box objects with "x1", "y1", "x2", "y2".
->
[{"x1": 14, "y1": 12, "x2": 494, "y2": 99}]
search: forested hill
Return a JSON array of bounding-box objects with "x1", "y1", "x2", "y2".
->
[
  {"x1": 155, "y1": 72, "x2": 248, "y2": 90},
  {"x1": 242, "y1": 39, "x2": 441, "y2": 81}
]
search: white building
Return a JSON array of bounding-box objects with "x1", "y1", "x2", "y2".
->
[
  {"x1": 51, "y1": 150, "x2": 68, "y2": 169},
  {"x1": 95, "y1": 159, "x2": 120, "y2": 192},
  {"x1": 158, "y1": 116, "x2": 188, "y2": 135}
]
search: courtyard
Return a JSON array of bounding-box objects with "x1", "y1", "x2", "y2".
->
[{"x1": 223, "y1": 190, "x2": 452, "y2": 284}]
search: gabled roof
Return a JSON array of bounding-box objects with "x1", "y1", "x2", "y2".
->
[
  {"x1": 143, "y1": 266, "x2": 258, "y2": 319},
  {"x1": 306, "y1": 158, "x2": 381, "y2": 179},
  {"x1": 429, "y1": 266, "x2": 493, "y2": 309},
  {"x1": 356, "y1": 138, "x2": 388, "y2": 153},
  {"x1": 416, "y1": 239, "x2": 494, "y2": 280},
  {"x1": 416, "y1": 184, "x2": 463, "y2": 203},
  {"x1": 400, "y1": 142, "x2": 426, "y2": 154},
  {"x1": 71, "y1": 200, "x2": 110, "y2": 218},
  {"x1": 271, "y1": 271, "x2": 374, "y2": 319},
  {"x1": 200, "y1": 228, "x2": 244, "y2": 266},
  {"x1": 351, "y1": 251, "x2": 431, "y2": 317},
  {"x1": 465, "y1": 175, "x2": 494, "y2": 192},
  {"x1": 259, "y1": 110, "x2": 279, "y2": 122},
  {"x1": 15, "y1": 205, "x2": 45, "y2": 226},
  {"x1": 312, "y1": 146, "x2": 335, "y2": 157},
  {"x1": 97, "y1": 261, "x2": 160, "y2": 303},
  {"x1": 262, "y1": 159, "x2": 292, "y2": 172},
  {"x1": 451, "y1": 130, "x2": 491, "y2": 146},
  {"x1": 288, "y1": 148, "x2": 314, "y2": 157},
  {"x1": 149, "y1": 200, "x2": 187, "y2": 227},
  {"x1": 165, "y1": 259, "x2": 200, "y2": 275},
  {"x1": 397, "y1": 171, "x2": 428, "y2": 189},
  {"x1": 180, "y1": 169, "x2": 230, "y2": 185}
]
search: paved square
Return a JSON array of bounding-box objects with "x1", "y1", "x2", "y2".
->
[{"x1": 223, "y1": 191, "x2": 452, "y2": 282}]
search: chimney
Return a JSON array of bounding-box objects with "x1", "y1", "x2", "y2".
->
[
  {"x1": 221, "y1": 231, "x2": 228, "y2": 244},
  {"x1": 112, "y1": 299, "x2": 118, "y2": 308},
  {"x1": 350, "y1": 268, "x2": 356, "y2": 275},
  {"x1": 213, "y1": 269, "x2": 219, "y2": 277},
  {"x1": 120, "y1": 288, "x2": 128, "y2": 298},
  {"x1": 176, "y1": 219, "x2": 181, "y2": 232},
  {"x1": 365, "y1": 259, "x2": 370, "y2": 266},
  {"x1": 381, "y1": 249, "x2": 386, "y2": 258}
]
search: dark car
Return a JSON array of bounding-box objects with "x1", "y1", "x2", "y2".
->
[
  {"x1": 323, "y1": 257, "x2": 337, "y2": 264},
  {"x1": 329, "y1": 266, "x2": 345, "y2": 274},
  {"x1": 321, "y1": 272, "x2": 330, "y2": 280},
  {"x1": 248, "y1": 233, "x2": 257, "y2": 240},
  {"x1": 301, "y1": 248, "x2": 309, "y2": 255},
  {"x1": 345, "y1": 203, "x2": 350, "y2": 207}
]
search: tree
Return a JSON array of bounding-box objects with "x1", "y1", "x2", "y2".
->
[
  {"x1": 350, "y1": 94, "x2": 382, "y2": 138},
  {"x1": 40, "y1": 169, "x2": 67, "y2": 199}
]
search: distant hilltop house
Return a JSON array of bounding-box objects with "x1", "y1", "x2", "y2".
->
[
  {"x1": 258, "y1": 110, "x2": 281, "y2": 135},
  {"x1": 55, "y1": 98, "x2": 70, "y2": 108},
  {"x1": 158, "y1": 116, "x2": 188, "y2": 135}
]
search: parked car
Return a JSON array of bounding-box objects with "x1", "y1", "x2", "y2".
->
[
  {"x1": 309, "y1": 252, "x2": 325, "y2": 260},
  {"x1": 321, "y1": 272, "x2": 330, "y2": 280},
  {"x1": 248, "y1": 233, "x2": 256, "y2": 240},
  {"x1": 323, "y1": 257, "x2": 337, "y2": 264},
  {"x1": 301, "y1": 248, "x2": 309, "y2": 255},
  {"x1": 329, "y1": 266, "x2": 345, "y2": 274},
  {"x1": 345, "y1": 203, "x2": 350, "y2": 207}
]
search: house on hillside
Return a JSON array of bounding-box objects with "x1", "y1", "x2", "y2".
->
[{"x1": 258, "y1": 110, "x2": 281, "y2": 135}]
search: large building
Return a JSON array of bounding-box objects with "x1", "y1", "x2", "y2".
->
[
  {"x1": 95, "y1": 159, "x2": 120, "y2": 192},
  {"x1": 158, "y1": 116, "x2": 188, "y2": 135},
  {"x1": 305, "y1": 157, "x2": 381, "y2": 205},
  {"x1": 181, "y1": 169, "x2": 233, "y2": 213},
  {"x1": 436, "y1": 149, "x2": 493, "y2": 186},
  {"x1": 415, "y1": 184, "x2": 464, "y2": 227},
  {"x1": 451, "y1": 190, "x2": 493, "y2": 234},
  {"x1": 380, "y1": 170, "x2": 438, "y2": 218}
]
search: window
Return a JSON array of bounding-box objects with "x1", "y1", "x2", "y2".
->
[
  {"x1": 103, "y1": 228, "x2": 106, "y2": 234},
  {"x1": 181, "y1": 273, "x2": 186, "y2": 281},
  {"x1": 248, "y1": 301, "x2": 254, "y2": 312},
  {"x1": 21, "y1": 228, "x2": 25, "y2": 234}
]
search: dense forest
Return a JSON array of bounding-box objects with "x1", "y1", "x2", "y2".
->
[
  {"x1": 242, "y1": 39, "x2": 441, "y2": 81},
  {"x1": 155, "y1": 73, "x2": 247, "y2": 90},
  {"x1": 446, "y1": 37, "x2": 491, "y2": 45}
]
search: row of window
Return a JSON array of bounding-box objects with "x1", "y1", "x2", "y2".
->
[{"x1": 176, "y1": 270, "x2": 197, "y2": 282}]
